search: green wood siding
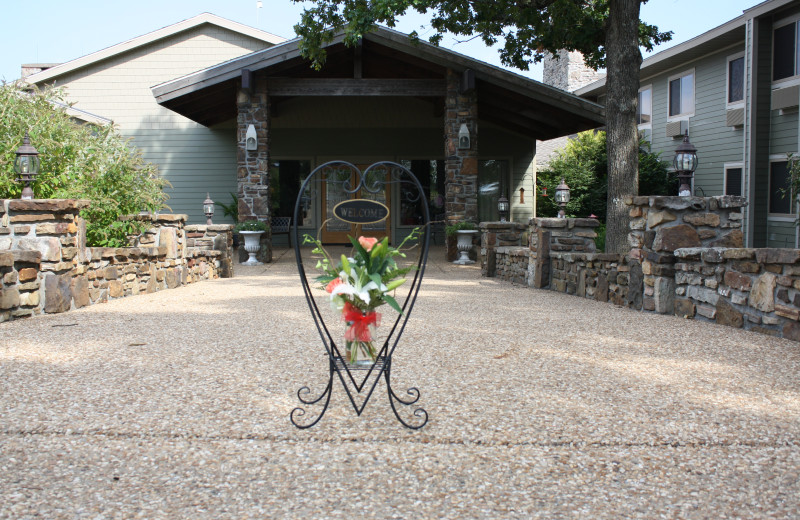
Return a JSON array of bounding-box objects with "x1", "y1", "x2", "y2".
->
[
  {"x1": 770, "y1": 109, "x2": 799, "y2": 155},
  {"x1": 129, "y1": 127, "x2": 238, "y2": 224},
  {"x1": 645, "y1": 44, "x2": 746, "y2": 198}
]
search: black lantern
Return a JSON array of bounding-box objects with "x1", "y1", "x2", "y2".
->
[
  {"x1": 555, "y1": 178, "x2": 570, "y2": 218},
  {"x1": 497, "y1": 195, "x2": 509, "y2": 222},
  {"x1": 14, "y1": 133, "x2": 40, "y2": 200},
  {"x1": 203, "y1": 192, "x2": 215, "y2": 225},
  {"x1": 673, "y1": 131, "x2": 698, "y2": 196}
]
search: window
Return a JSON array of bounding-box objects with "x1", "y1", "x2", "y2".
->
[
  {"x1": 399, "y1": 159, "x2": 445, "y2": 225},
  {"x1": 668, "y1": 70, "x2": 694, "y2": 118},
  {"x1": 637, "y1": 86, "x2": 652, "y2": 126},
  {"x1": 769, "y1": 160, "x2": 792, "y2": 215},
  {"x1": 478, "y1": 160, "x2": 510, "y2": 223},
  {"x1": 773, "y1": 21, "x2": 799, "y2": 81},
  {"x1": 727, "y1": 55, "x2": 744, "y2": 104},
  {"x1": 724, "y1": 164, "x2": 743, "y2": 196},
  {"x1": 269, "y1": 160, "x2": 314, "y2": 226}
]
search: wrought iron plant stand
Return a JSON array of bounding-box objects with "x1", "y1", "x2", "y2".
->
[{"x1": 290, "y1": 161, "x2": 430, "y2": 429}]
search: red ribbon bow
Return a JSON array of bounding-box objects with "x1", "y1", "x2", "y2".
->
[{"x1": 343, "y1": 302, "x2": 380, "y2": 342}]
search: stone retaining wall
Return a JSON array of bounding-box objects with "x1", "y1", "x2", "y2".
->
[
  {"x1": 550, "y1": 252, "x2": 630, "y2": 306},
  {"x1": 494, "y1": 246, "x2": 528, "y2": 285},
  {"x1": 479, "y1": 222, "x2": 526, "y2": 277},
  {"x1": 1, "y1": 199, "x2": 233, "y2": 323},
  {"x1": 482, "y1": 195, "x2": 800, "y2": 342},
  {"x1": 673, "y1": 247, "x2": 800, "y2": 341}
]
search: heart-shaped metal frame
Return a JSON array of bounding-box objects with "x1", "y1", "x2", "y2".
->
[{"x1": 290, "y1": 161, "x2": 430, "y2": 429}]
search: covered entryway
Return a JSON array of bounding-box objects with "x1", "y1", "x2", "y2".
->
[{"x1": 152, "y1": 27, "x2": 604, "y2": 255}]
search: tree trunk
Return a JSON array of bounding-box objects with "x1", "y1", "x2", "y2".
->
[{"x1": 604, "y1": 0, "x2": 642, "y2": 254}]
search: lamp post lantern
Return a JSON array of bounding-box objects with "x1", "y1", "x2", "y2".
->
[
  {"x1": 554, "y1": 178, "x2": 570, "y2": 218},
  {"x1": 497, "y1": 194, "x2": 509, "y2": 222},
  {"x1": 14, "y1": 133, "x2": 40, "y2": 200},
  {"x1": 673, "y1": 131, "x2": 698, "y2": 196},
  {"x1": 203, "y1": 193, "x2": 215, "y2": 225}
]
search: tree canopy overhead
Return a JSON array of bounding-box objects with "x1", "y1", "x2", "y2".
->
[
  {"x1": 293, "y1": 0, "x2": 672, "y2": 253},
  {"x1": 294, "y1": 0, "x2": 669, "y2": 72}
]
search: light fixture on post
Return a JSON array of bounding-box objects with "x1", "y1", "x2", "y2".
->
[
  {"x1": 245, "y1": 124, "x2": 258, "y2": 151},
  {"x1": 14, "y1": 132, "x2": 40, "y2": 200},
  {"x1": 674, "y1": 131, "x2": 698, "y2": 196},
  {"x1": 203, "y1": 193, "x2": 215, "y2": 225},
  {"x1": 458, "y1": 123, "x2": 470, "y2": 149},
  {"x1": 555, "y1": 178, "x2": 570, "y2": 218},
  {"x1": 497, "y1": 194, "x2": 509, "y2": 222}
]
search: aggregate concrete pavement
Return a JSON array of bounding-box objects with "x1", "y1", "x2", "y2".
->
[{"x1": 1, "y1": 247, "x2": 798, "y2": 519}]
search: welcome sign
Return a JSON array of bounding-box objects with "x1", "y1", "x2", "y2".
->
[{"x1": 333, "y1": 199, "x2": 389, "y2": 224}]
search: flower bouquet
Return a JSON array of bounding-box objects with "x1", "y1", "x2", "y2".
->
[{"x1": 304, "y1": 229, "x2": 420, "y2": 365}]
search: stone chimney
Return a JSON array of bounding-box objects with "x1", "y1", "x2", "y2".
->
[
  {"x1": 20, "y1": 64, "x2": 60, "y2": 80},
  {"x1": 542, "y1": 50, "x2": 602, "y2": 93}
]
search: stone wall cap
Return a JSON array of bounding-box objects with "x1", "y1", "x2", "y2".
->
[
  {"x1": 570, "y1": 218, "x2": 601, "y2": 228},
  {"x1": 187, "y1": 248, "x2": 222, "y2": 257},
  {"x1": 154, "y1": 214, "x2": 188, "y2": 223},
  {"x1": 715, "y1": 195, "x2": 748, "y2": 209},
  {"x1": 6, "y1": 199, "x2": 91, "y2": 212},
  {"x1": 651, "y1": 196, "x2": 706, "y2": 211},
  {"x1": 12, "y1": 250, "x2": 42, "y2": 264},
  {"x1": 495, "y1": 246, "x2": 528, "y2": 254},
  {"x1": 673, "y1": 247, "x2": 728, "y2": 258},
  {"x1": 532, "y1": 218, "x2": 567, "y2": 228},
  {"x1": 755, "y1": 248, "x2": 800, "y2": 264},
  {"x1": 184, "y1": 225, "x2": 204, "y2": 232},
  {"x1": 207, "y1": 224, "x2": 234, "y2": 231}
]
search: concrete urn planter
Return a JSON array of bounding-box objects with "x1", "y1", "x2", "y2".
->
[
  {"x1": 454, "y1": 230, "x2": 478, "y2": 265},
  {"x1": 240, "y1": 231, "x2": 264, "y2": 265}
]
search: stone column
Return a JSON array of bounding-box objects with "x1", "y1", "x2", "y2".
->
[
  {"x1": 237, "y1": 76, "x2": 272, "y2": 263},
  {"x1": 444, "y1": 69, "x2": 478, "y2": 225}
]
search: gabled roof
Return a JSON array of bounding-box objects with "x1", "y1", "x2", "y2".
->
[
  {"x1": 152, "y1": 26, "x2": 605, "y2": 140},
  {"x1": 24, "y1": 13, "x2": 286, "y2": 85},
  {"x1": 575, "y1": 0, "x2": 798, "y2": 99}
]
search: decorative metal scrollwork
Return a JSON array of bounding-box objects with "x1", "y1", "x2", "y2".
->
[{"x1": 290, "y1": 161, "x2": 430, "y2": 430}]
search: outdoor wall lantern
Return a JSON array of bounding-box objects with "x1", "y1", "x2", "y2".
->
[
  {"x1": 458, "y1": 123, "x2": 471, "y2": 150},
  {"x1": 555, "y1": 178, "x2": 570, "y2": 218},
  {"x1": 498, "y1": 194, "x2": 509, "y2": 222},
  {"x1": 519, "y1": 187, "x2": 525, "y2": 204},
  {"x1": 674, "y1": 131, "x2": 698, "y2": 197},
  {"x1": 14, "y1": 132, "x2": 40, "y2": 200},
  {"x1": 203, "y1": 192, "x2": 215, "y2": 225},
  {"x1": 245, "y1": 124, "x2": 258, "y2": 151}
]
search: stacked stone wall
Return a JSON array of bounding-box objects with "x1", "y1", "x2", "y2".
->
[
  {"x1": 444, "y1": 69, "x2": 478, "y2": 225},
  {"x1": 549, "y1": 253, "x2": 629, "y2": 305},
  {"x1": 479, "y1": 222, "x2": 526, "y2": 277},
  {"x1": 481, "y1": 195, "x2": 800, "y2": 342},
  {"x1": 494, "y1": 246, "x2": 529, "y2": 285},
  {"x1": 673, "y1": 248, "x2": 800, "y2": 341},
  {"x1": 0, "y1": 199, "x2": 233, "y2": 323}
]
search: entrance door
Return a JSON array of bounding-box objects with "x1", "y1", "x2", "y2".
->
[{"x1": 321, "y1": 164, "x2": 390, "y2": 244}]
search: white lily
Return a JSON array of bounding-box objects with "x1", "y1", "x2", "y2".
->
[{"x1": 330, "y1": 270, "x2": 386, "y2": 306}]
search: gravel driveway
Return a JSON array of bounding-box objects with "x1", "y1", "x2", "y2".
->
[{"x1": 1, "y1": 246, "x2": 798, "y2": 519}]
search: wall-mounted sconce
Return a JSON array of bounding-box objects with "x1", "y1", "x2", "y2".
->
[
  {"x1": 458, "y1": 123, "x2": 470, "y2": 150},
  {"x1": 519, "y1": 187, "x2": 525, "y2": 204},
  {"x1": 245, "y1": 124, "x2": 258, "y2": 151}
]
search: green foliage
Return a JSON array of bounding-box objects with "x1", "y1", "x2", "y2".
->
[
  {"x1": 293, "y1": 0, "x2": 671, "y2": 72},
  {"x1": 594, "y1": 223, "x2": 606, "y2": 252},
  {"x1": 215, "y1": 192, "x2": 239, "y2": 221},
  {"x1": 234, "y1": 220, "x2": 268, "y2": 232},
  {"x1": 0, "y1": 83, "x2": 169, "y2": 246},
  {"x1": 445, "y1": 221, "x2": 477, "y2": 237},
  {"x1": 537, "y1": 131, "x2": 674, "y2": 221}
]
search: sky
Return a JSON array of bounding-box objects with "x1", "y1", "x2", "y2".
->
[{"x1": 1, "y1": 0, "x2": 765, "y2": 83}]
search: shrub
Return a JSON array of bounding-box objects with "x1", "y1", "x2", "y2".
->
[
  {"x1": 445, "y1": 221, "x2": 476, "y2": 237},
  {"x1": 0, "y1": 83, "x2": 169, "y2": 246},
  {"x1": 234, "y1": 220, "x2": 268, "y2": 232},
  {"x1": 537, "y1": 131, "x2": 675, "y2": 223}
]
